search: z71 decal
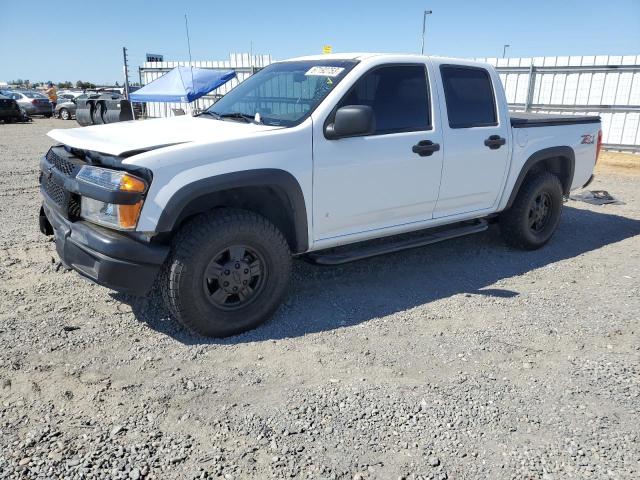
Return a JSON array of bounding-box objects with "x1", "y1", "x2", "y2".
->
[{"x1": 581, "y1": 134, "x2": 595, "y2": 144}]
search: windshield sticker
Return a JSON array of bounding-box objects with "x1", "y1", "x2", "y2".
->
[{"x1": 305, "y1": 66, "x2": 345, "y2": 77}]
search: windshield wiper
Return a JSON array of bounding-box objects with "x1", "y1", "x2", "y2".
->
[
  {"x1": 197, "y1": 110, "x2": 263, "y2": 124},
  {"x1": 196, "y1": 110, "x2": 221, "y2": 119},
  {"x1": 218, "y1": 112, "x2": 256, "y2": 123}
]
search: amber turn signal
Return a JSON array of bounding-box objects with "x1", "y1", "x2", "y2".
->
[
  {"x1": 120, "y1": 174, "x2": 147, "y2": 193},
  {"x1": 117, "y1": 201, "x2": 144, "y2": 229}
]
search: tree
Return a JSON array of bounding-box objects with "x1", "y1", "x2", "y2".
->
[
  {"x1": 9, "y1": 79, "x2": 29, "y2": 87},
  {"x1": 115, "y1": 81, "x2": 120, "y2": 87},
  {"x1": 76, "y1": 80, "x2": 96, "y2": 90},
  {"x1": 58, "y1": 81, "x2": 73, "y2": 89}
]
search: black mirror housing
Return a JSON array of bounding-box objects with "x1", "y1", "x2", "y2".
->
[{"x1": 326, "y1": 105, "x2": 375, "y2": 139}]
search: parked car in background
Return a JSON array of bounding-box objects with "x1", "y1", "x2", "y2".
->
[
  {"x1": 55, "y1": 94, "x2": 85, "y2": 120},
  {"x1": 0, "y1": 90, "x2": 53, "y2": 117},
  {"x1": 0, "y1": 93, "x2": 22, "y2": 123},
  {"x1": 57, "y1": 93, "x2": 78, "y2": 102},
  {"x1": 57, "y1": 90, "x2": 84, "y2": 99}
]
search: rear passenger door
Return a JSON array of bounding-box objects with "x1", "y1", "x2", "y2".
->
[{"x1": 433, "y1": 64, "x2": 511, "y2": 218}]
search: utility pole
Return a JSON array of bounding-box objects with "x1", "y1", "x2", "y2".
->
[
  {"x1": 122, "y1": 47, "x2": 131, "y2": 100},
  {"x1": 502, "y1": 44, "x2": 510, "y2": 58},
  {"x1": 122, "y1": 47, "x2": 136, "y2": 119},
  {"x1": 420, "y1": 10, "x2": 432, "y2": 55}
]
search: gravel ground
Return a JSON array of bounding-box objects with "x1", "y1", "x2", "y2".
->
[{"x1": 1, "y1": 118, "x2": 639, "y2": 480}]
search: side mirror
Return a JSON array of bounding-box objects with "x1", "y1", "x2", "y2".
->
[{"x1": 325, "y1": 105, "x2": 375, "y2": 139}]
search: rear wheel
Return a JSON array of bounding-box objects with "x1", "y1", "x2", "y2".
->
[
  {"x1": 499, "y1": 171, "x2": 563, "y2": 250},
  {"x1": 161, "y1": 209, "x2": 292, "y2": 337}
]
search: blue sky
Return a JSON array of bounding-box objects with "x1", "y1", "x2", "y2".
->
[{"x1": 1, "y1": 0, "x2": 638, "y2": 84}]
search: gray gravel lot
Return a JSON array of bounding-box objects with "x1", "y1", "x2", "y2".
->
[{"x1": 1, "y1": 118, "x2": 639, "y2": 479}]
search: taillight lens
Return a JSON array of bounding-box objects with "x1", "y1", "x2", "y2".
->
[
  {"x1": 32, "y1": 99, "x2": 37, "y2": 105},
  {"x1": 595, "y1": 129, "x2": 603, "y2": 164}
]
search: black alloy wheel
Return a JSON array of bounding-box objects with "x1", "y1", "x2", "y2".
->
[
  {"x1": 528, "y1": 191, "x2": 552, "y2": 233},
  {"x1": 203, "y1": 245, "x2": 266, "y2": 310}
]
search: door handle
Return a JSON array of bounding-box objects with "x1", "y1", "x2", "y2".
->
[
  {"x1": 484, "y1": 135, "x2": 506, "y2": 149},
  {"x1": 412, "y1": 140, "x2": 440, "y2": 157}
]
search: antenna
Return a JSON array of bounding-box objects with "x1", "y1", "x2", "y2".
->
[
  {"x1": 184, "y1": 14, "x2": 195, "y2": 108},
  {"x1": 184, "y1": 14, "x2": 193, "y2": 65}
]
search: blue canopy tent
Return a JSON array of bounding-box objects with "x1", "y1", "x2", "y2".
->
[{"x1": 130, "y1": 66, "x2": 236, "y2": 103}]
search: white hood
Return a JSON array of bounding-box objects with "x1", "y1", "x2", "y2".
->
[{"x1": 47, "y1": 115, "x2": 282, "y2": 156}]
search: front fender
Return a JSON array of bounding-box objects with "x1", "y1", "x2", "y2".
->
[
  {"x1": 131, "y1": 121, "x2": 313, "y2": 248},
  {"x1": 154, "y1": 168, "x2": 309, "y2": 251}
]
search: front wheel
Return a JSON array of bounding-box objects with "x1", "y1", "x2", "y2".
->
[
  {"x1": 59, "y1": 108, "x2": 71, "y2": 120},
  {"x1": 161, "y1": 209, "x2": 292, "y2": 337},
  {"x1": 499, "y1": 172, "x2": 563, "y2": 250}
]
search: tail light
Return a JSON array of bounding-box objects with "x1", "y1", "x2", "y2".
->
[
  {"x1": 32, "y1": 99, "x2": 37, "y2": 105},
  {"x1": 595, "y1": 129, "x2": 603, "y2": 164}
]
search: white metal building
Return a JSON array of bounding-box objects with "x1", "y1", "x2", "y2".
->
[{"x1": 138, "y1": 53, "x2": 639, "y2": 152}]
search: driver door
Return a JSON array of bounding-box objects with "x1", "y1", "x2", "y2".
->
[{"x1": 312, "y1": 63, "x2": 444, "y2": 242}]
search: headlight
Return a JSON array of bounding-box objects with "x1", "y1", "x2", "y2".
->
[
  {"x1": 81, "y1": 197, "x2": 144, "y2": 230},
  {"x1": 77, "y1": 166, "x2": 147, "y2": 230},
  {"x1": 76, "y1": 166, "x2": 147, "y2": 193}
]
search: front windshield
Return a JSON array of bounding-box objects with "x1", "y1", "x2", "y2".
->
[{"x1": 205, "y1": 59, "x2": 357, "y2": 127}]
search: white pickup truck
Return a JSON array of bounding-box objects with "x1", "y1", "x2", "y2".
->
[{"x1": 40, "y1": 53, "x2": 602, "y2": 337}]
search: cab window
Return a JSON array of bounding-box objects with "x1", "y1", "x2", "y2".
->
[
  {"x1": 440, "y1": 65, "x2": 497, "y2": 128},
  {"x1": 336, "y1": 65, "x2": 431, "y2": 135}
]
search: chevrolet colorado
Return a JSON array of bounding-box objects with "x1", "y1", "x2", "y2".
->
[{"x1": 39, "y1": 54, "x2": 602, "y2": 337}]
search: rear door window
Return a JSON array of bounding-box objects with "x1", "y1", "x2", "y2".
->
[
  {"x1": 440, "y1": 65, "x2": 497, "y2": 128},
  {"x1": 337, "y1": 65, "x2": 430, "y2": 135}
]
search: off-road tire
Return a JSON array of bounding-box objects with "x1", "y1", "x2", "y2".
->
[
  {"x1": 160, "y1": 209, "x2": 292, "y2": 337},
  {"x1": 500, "y1": 171, "x2": 563, "y2": 250}
]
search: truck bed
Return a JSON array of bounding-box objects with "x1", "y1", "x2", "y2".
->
[{"x1": 510, "y1": 112, "x2": 600, "y2": 128}]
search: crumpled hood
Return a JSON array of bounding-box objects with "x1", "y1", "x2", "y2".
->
[{"x1": 47, "y1": 115, "x2": 282, "y2": 156}]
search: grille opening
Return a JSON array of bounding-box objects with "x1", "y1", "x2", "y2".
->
[
  {"x1": 68, "y1": 194, "x2": 82, "y2": 220},
  {"x1": 41, "y1": 175, "x2": 66, "y2": 207},
  {"x1": 46, "y1": 148, "x2": 78, "y2": 176}
]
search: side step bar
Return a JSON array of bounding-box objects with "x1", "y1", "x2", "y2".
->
[{"x1": 305, "y1": 219, "x2": 488, "y2": 266}]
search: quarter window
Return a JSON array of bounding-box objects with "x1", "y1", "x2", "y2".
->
[
  {"x1": 440, "y1": 66, "x2": 497, "y2": 128},
  {"x1": 337, "y1": 65, "x2": 430, "y2": 134}
]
